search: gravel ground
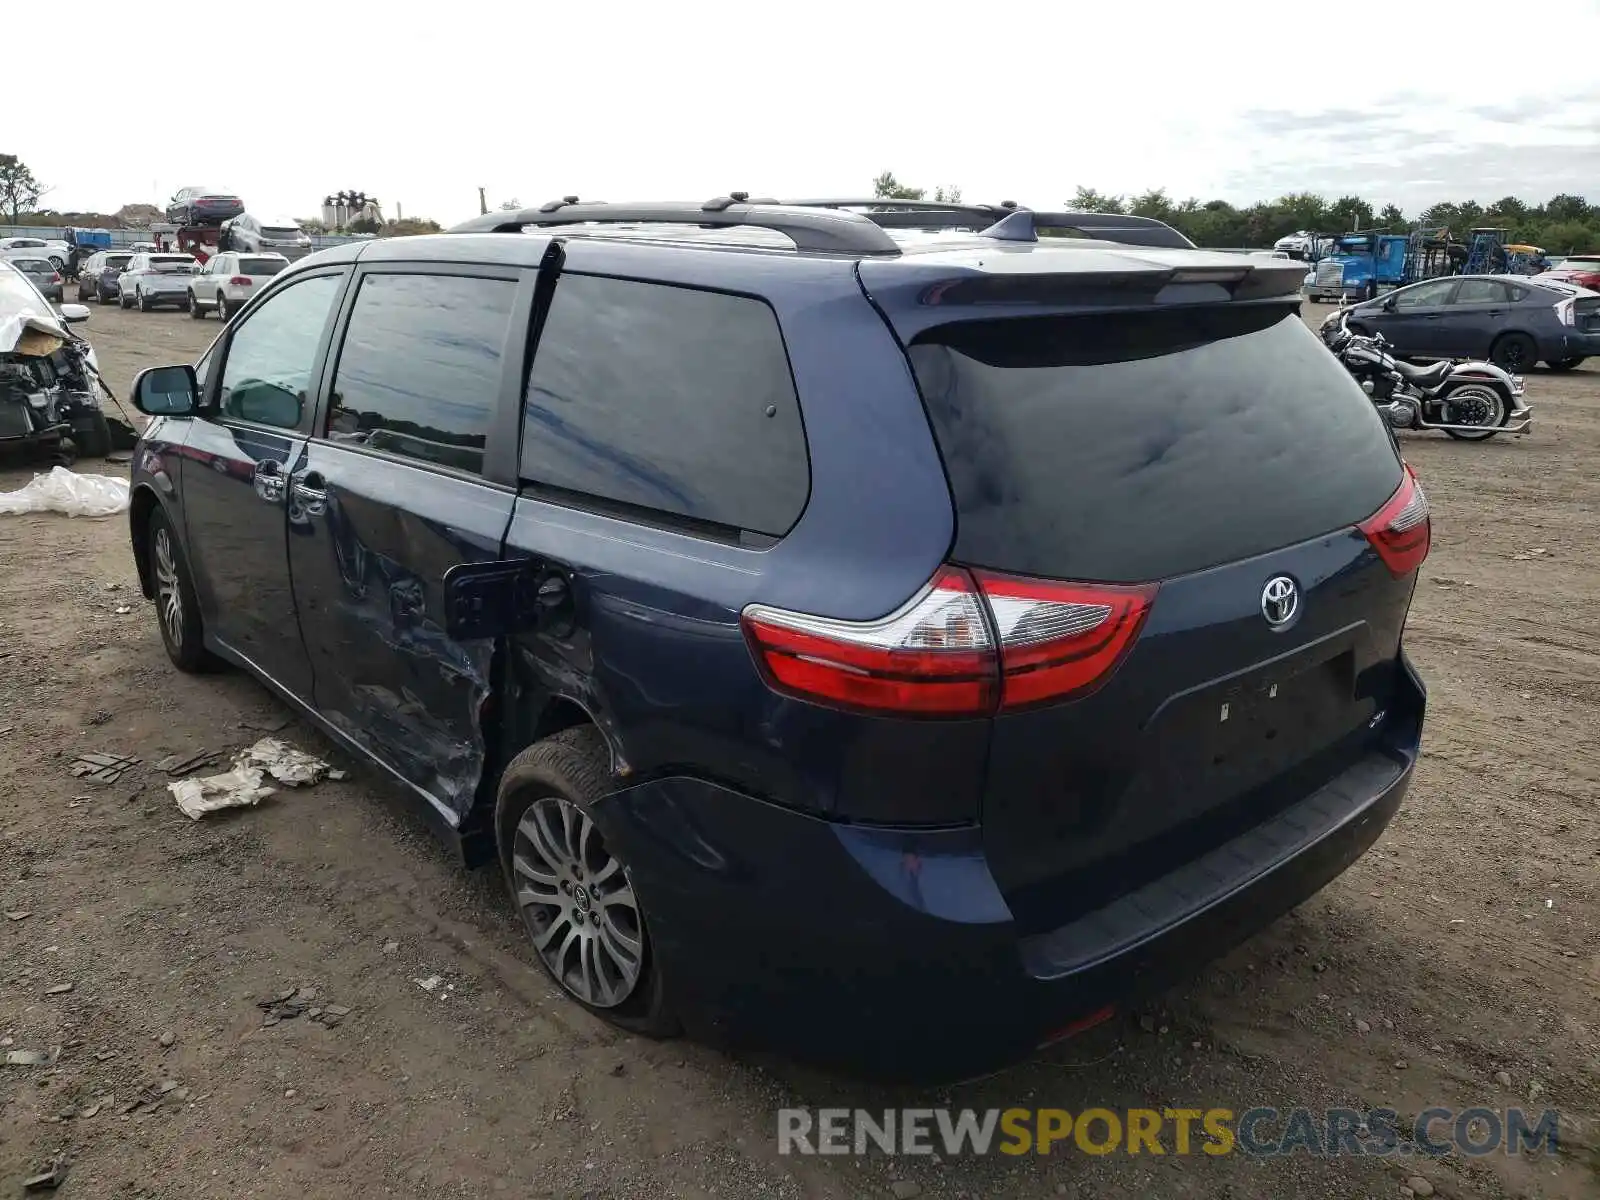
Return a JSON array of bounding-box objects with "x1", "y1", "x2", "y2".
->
[{"x1": 1, "y1": 298, "x2": 1596, "y2": 1199}]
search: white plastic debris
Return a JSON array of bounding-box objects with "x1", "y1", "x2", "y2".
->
[
  {"x1": 414, "y1": 975, "x2": 442, "y2": 993},
  {"x1": 168, "y1": 737, "x2": 332, "y2": 820},
  {"x1": 240, "y1": 737, "x2": 331, "y2": 786},
  {"x1": 0, "y1": 467, "x2": 130, "y2": 518},
  {"x1": 169, "y1": 764, "x2": 278, "y2": 820}
]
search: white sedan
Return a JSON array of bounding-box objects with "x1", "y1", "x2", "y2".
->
[
  {"x1": 186, "y1": 251, "x2": 290, "y2": 320},
  {"x1": 0, "y1": 236, "x2": 72, "y2": 270}
]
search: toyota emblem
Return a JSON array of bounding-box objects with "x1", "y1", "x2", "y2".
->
[{"x1": 1261, "y1": 576, "x2": 1299, "y2": 627}]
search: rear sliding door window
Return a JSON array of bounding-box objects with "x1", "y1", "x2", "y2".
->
[
  {"x1": 907, "y1": 306, "x2": 1402, "y2": 583},
  {"x1": 521, "y1": 274, "x2": 808, "y2": 537},
  {"x1": 326, "y1": 273, "x2": 515, "y2": 476}
]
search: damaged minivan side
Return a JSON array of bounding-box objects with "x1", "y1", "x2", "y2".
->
[{"x1": 126, "y1": 201, "x2": 1427, "y2": 1081}]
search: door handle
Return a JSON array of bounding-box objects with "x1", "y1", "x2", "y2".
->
[
  {"x1": 290, "y1": 470, "x2": 327, "y2": 517},
  {"x1": 252, "y1": 458, "x2": 286, "y2": 503}
]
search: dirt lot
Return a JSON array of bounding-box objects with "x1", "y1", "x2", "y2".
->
[{"x1": 2, "y1": 298, "x2": 1597, "y2": 1199}]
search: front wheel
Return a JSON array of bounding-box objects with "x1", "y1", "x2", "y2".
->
[
  {"x1": 494, "y1": 727, "x2": 678, "y2": 1037},
  {"x1": 1441, "y1": 381, "x2": 1509, "y2": 441},
  {"x1": 1545, "y1": 357, "x2": 1586, "y2": 372},
  {"x1": 148, "y1": 507, "x2": 221, "y2": 673},
  {"x1": 1489, "y1": 332, "x2": 1535, "y2": 373}
]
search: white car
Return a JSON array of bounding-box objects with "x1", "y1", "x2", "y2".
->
[
  {"x1": 222, "y1": 214, "x2": 313, "y2": 256},
  {"x1": 0, "y1": 236, "x2": 72, "y2": 270},
  {"x1": 187, "y1": 251, "x2": 289, "y2": 320},
  {"x1": 116, "y1": 252, "x2": 200, "y2": 311}
]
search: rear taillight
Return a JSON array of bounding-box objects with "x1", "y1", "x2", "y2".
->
[
  {"x1": 1555, "y1": 297, "x2": 1575, "y2": 326},
  {"x1": 974, "y1": 571, "x2": 1156, "y2": 709},
  {"x1": 1359, "y1": 465, "x2": 1431, "y2": 577},
  {"x1": 50, "y1": 273, "x2": 61, "y2": 283},
  {"x1": 741, "y1": 567, "x2": 996, "y2": 716},
  {"x1": 741, "y1": 568, "x2": 1156, "y2": 717},
  {"x1": 229, "y1": 276, "x2": 251, "y2": 286}
]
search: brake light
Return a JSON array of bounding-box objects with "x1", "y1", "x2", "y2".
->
[
  {"x1": 1555, "y1": 297, "x2": 1575, "y2": 326},
  {"x1": 1359, "y1": 466, "x2": 1430, "y2": 576},
  {"x1": 229, "y1": 276, "x2": 251, "y2": 286},
  {"x1": 741, "y1": 567, "x2": 997, "y2": 716},
  {"x1": 50, "y1": 273, "x2": 61, "y2": 283},
  {"x1": 741, "y1": 568, "x2": 1157, "y2": 716},
  {"x1": 975, "y1": 571, "x2": 1155, "y2": 708}
]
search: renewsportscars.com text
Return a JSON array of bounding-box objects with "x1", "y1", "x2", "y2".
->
[{"x1": 777, "y1": 1106, "x2": 1559, "y2": 1158}]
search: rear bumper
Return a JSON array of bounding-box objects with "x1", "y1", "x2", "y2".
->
[
  {"x1": 597, "y1": 656, "x2": 1425, "y2": 1081},
  {"x1": 1550, "y1": 331, "x2": 1600, "y2": 358}
]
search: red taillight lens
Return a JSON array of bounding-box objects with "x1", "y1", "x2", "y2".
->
[
  {"x1": 741, "y1": 567, "x2": 998, "y2": 716},
  {"x1": 1359, "y1": 466, "x2": 1431, "y2": 577},
  {"x1": 741, "y1": 567, "x2": 1157, "y2": 716},
  {"x1": 50, "y1": 273, "x2": 61, "y2": 283},
  {"x1": 229, "y1": 276, "x2": 251, "y2": 286},
  {"x1": 975, "y1": 571, "x2": 1157, "y2": 709}
]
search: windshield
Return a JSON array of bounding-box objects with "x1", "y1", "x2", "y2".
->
[
  {"x1": 908, "y1": 306, "x2": 1402, "y2": 582},
  {"x1": 152, "y1": 256, "x2": 197, "y2": 273},
  {"x1": 262, "y1": 226, "x2": 302, "y2": 238},
  {"x1": 238, "y1": 257, "x2": 287, "y2": 276},
  {"x1": 1333, "y1": 240, "x2": 1373, "y2": 255}
]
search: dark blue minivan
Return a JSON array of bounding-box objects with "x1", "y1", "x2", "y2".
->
[{"x1": 125, "y1": 199, "x2": 1428, "y2": 1080}]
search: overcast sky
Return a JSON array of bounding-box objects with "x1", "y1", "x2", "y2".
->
[{"x1": 12, "y1": 1, "x2": 1599, "y2": 227}]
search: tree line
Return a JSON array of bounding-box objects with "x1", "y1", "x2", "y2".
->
[{"x1": 874, "y1": 173, "x2": 1600, "y2": 254}]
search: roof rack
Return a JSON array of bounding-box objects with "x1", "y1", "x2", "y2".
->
[
  {"x1": 448, "y1": 197, "x2": 901, "y2": 254},
  {"x1": 781, "y1": 200, "x2": 1195, "y2": 250},
  {"x1": 446, "y1": 195, "x2": 1195, "y2": 253}
]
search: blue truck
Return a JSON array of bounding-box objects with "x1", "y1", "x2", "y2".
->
[{"x1": 1304, "y1": 232, "x2": 1410, "y2": 303}]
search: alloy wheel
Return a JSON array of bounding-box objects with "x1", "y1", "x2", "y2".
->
[
  {"x1": 511, "y1": 797, "x2": 643, "y2": 1008},
  {"x1": 153, "y1": 527, "x2": 184, "y2": 650}
]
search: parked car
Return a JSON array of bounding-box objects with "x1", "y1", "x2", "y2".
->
[
  {"x1": 0, "y1": 236, "x2": 72, "y2": 270},
  {"x1": 1538, "y1": 254, "x2": 1600, "y2": 292},
  {"x1": 117, "y1": 253, "x2": 199, "y2": 311},
  {"x1": 128, "y1": 241, "x2": 159, "y2": 254},
  {"x1": 187, "y1": 252, "x2": 289, "y2": 319},
  {"x1": 7, "y1": 257, "x2": 64, "y2": 301},
  {"x1": 1341, "y1": 273, "x2": 1600, "y2": 371},
  {"x1": 77, "y1": 251, "x2": 135, "y2": 303},
  {"x1": 167, "y1": 186, "x2": 245, "y2": 226},
  {"x1": 124, "y1": 199, "x2": 1429, "y2": 1081},
  {"x1": 222, "y1": 214, "x2": 313, "y2": 256}
]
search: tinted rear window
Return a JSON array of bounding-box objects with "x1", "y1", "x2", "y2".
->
[
  {"x1": 106, "y1": 255, "x2": 132, "y2": 269},
  {"x1": 239, "y1": 257, "x2": 286, "y2": 276},
  {"x1": 908, "y1": 306, "x2": 1402, "y2": 583},
  {"x1": 520, "y1": 274, "x2": 809, "y2": 537}
]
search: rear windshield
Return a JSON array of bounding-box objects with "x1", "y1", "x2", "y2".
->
[
  {"x1": 239, "y1": 257, "x2": 286, "y2": 276},
  {"x1": 106, "y1": 255, "x2": 132, "y2": 270},
  {"x1": 152, "y1": 256, "x2": 196, "y2": 272},
  {"x1": 262, "y1": 227, "x2": 301, "y2": 238},
  {"x1": 11, "y1": 259, "x2": 52, "y2": 272},
  {"x1": 908, "y1": 306, "x2": 1403, "y2": 583}
]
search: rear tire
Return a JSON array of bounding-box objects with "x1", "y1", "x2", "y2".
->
[
  {"x1": 217, "y1": 293, "x2": 230, "y2": 321},
  {"x1": 1545, "y1": 357, "x2": 1585, "y2": 372},
  {"x1": 1441, "y1": 382, "x2": 1509, "y2": 441},
  {"x1": 137, "y1": 289, "x2": 151, "y2": 313},
  {"x1": 494, "y1": 727, "x2": 679, "y2": 1038},
  {"x1": 184, "y1": 292, "x2": 198, "y2": 316},
  {"x1": 1489, "y1": 332, "x2": 1535, "y2": 373},
  {"x1": 147, "y1": 507, "x2": 220, "y2": 673}
]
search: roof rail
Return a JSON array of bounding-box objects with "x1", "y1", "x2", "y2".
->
[
  {"x1": 448, "y1": 199, "x2": 900, "y2": 254},
  {"x1": 779, "y1": 199, "x2": 1194, "y2": 250}
]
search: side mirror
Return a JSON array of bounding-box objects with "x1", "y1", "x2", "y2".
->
[
  {"x1": 57, "y1": 303, "x2": 90, "y2": 324},
  {"x1": 132, "y1": 364, "x2": 200, "y2": 417}
]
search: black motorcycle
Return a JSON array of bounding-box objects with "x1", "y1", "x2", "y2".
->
[{"x1": 1320, "y1": 310, "x2": 1531, "y2": 441}]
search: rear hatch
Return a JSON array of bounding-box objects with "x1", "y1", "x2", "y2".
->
[{"x1": 862, "y1": 262, "x2": 1422, "y2": 930}]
